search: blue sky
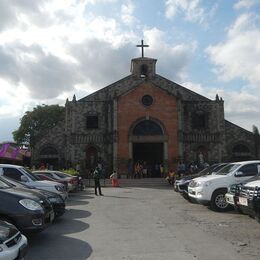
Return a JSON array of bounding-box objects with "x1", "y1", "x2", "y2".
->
[{"x1": 0, "y1": 0, "x2": 260, "y2": 142}]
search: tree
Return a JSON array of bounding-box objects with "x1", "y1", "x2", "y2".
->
[{"x1": 13, "y1": 104, "x2": 65, "y2": 147}]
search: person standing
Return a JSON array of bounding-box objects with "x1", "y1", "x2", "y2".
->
[
  {"x1": 110, "y1": 170, "x2": 119, "y2": 187},
  {"x1": 93, "y1": 167, "x2": 103, "y2": 196},
  {"x1": 160, "y1": 163, "x2": 164, "y2": 178}
]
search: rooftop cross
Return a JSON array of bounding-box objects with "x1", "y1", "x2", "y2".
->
[{"x1": 136, "y1": 39, "x2": 149, "y2": 58}]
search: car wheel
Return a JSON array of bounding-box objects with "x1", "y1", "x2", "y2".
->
[{"x1": 210, "y1": 189, "x2": 231, "y2": 212}]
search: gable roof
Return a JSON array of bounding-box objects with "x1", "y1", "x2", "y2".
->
[{"x1": 78, "y1": 72, "x2": 211, "y2": 103}]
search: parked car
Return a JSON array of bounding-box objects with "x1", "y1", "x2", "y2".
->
[
  {"x1": 0, "y1": 178, "x2": 54, "y2": 232},
  {"x1": 1, "y1": 176, "x2": 66, "y2": 219},
  {"x1": 0, "y1": 220, "x2": 28, "y2": 260},
  {"x1": 225, "y1": 175, "x2": 260, "y2": 210},
  {"x1": 188, "y1": 160, "x2": 260, "y2": 211},
  {"x1": 32, "y1": 172, "x2": 69, "y2": 191},
  {"x1": 0, "y1": 164, "x2": 68, "y2": 201},
  {"x1": 175, "y1": 163, "x2": 228, "y2": 199},
  {"x1": 235, "y1": 177, "x2": 260, "y2": 223},
  {"x1": 55, "y1": 171, "x2": 85, "y2": 191},
  {"x1": 33, "y1": 170, "x2": 79, "y2": 192},
  {"x1": 225, "y1": 182, "x2": 242, "y2": 210}
]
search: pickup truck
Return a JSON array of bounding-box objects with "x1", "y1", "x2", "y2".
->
[{"x1": 188, "y1": 160, "x2": 260, "y2": 211}]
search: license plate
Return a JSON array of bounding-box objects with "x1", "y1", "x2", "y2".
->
[{"x1": 239, "y1": 197, "x2": 248, "y2": 206}]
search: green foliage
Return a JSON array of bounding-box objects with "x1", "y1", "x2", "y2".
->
[
  {"x1": 61, "y1": 168, "x2": 79, "y2": 176},
  {"x1": 13, "y1": 104, "x2": 65, "y2": 146}
]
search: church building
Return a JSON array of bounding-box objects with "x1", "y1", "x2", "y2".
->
[{"x1": 33, "y1": 41, "x2": 259, "y2": 176}]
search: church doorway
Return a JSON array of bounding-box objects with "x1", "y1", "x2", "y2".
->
[
  {"x1": 39, "y1": 146, "x2": 59, "y2": 169},
  {"x1": 133, "y1": 143, "x2": 163, "y2": 177}
]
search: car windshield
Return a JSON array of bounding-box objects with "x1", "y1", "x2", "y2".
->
[
  {"x1": 54, "y1": 172, "x2": 70, "y2": 178},
  {"x1": 211, "y1": 164, "x2": 227, "y2": 173},
  {"x1": 0, "y1": 179, "x2": 11, "y2": 189},
  {"x1": 216, "y1": 164, "x2": 241, "y2": 175},
  {"x1": 197, "y1": 167, "x2": 212, "y2": 175},
  {"x1": 197, "y1": 164, "x2": 223, "y2": 176},
  {"x1": 21, "y1": 167, "x2": 39, "y2": 181}
]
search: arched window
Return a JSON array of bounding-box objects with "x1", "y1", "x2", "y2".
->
[
  {"x1": 140, "y1": 64, "x2": 148, "y2": 77},
  {"x1": 133, "y1": 120, "x2": 163, "y2": 135},
  {"x1": 86, "y1": 146, "x2": 98, "y2": 168},
  {"x1": 85, "y1": 111, "x2": 99, "y2": 129},
  {"x1": 230, "y1": 144, "x2": 251, "y2": 162},
  {"x1": 192, "y1": 111, "x2": 207, "y2": 129}
]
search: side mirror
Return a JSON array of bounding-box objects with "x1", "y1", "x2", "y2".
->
[
  {"x1": 21, "y1": 175, "x2": 29, "y2": 182},
  {"x1": 235, "y1": 171, "x2": 244, "y2": 177}
]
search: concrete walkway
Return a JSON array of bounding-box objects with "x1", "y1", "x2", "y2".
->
[{"x1": 27, "y1": 186, "x2": 260, "y2": 260}]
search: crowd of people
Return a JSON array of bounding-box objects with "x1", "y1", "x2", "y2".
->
[
  {"x1": 132, "y1": 161, "x2": 164, "y2": 179},
  {"x1": 166, "y1": 160, "x2": 210, "y2": 185}
]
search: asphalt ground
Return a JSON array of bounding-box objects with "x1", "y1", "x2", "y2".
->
[{"x1": 26, "y1": 186, "x2": 260, "y2": 260}]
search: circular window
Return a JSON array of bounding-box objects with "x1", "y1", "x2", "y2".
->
[{"x1": 141, "y1": 95, "x2": 153, "y2": 106}]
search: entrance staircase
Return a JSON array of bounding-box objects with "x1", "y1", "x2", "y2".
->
[{"x1": 84, "y1": 178, "x2": 168, "y2": 188}]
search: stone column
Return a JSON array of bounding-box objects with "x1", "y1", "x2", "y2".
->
[
  {"x1": 177, "y1": 99, "x2": 184, "y2": 159},
  {"x1": 164, "y1": 141, "x2": 168, "y2": 173},
  {"x1": 113, "y1": 99, "x2": 118, "y2": 171}
]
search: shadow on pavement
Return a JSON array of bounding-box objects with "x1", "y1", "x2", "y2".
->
[
  {"x1": 27, "y1": 232, "x2": 92, "y2": 260},
  {"x1": 67, "y1": 199, "x2": 90, "y2": 207},
  {"x1": 64, "y1": 208, "x2": 92, "y2": 219},
  {"x1": 102, "y1": 195, "x2": 136, "y2": 200},
  {"x1": 68, "y1": 193, "x2": 95, "y2": 200},
  {"x1": 26, "y1": 191, "x2": 93, "y2": 259}
]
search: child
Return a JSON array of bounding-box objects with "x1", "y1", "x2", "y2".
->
[{"x1": 110, "y1": 170, "x2": 119, "y2": 187}]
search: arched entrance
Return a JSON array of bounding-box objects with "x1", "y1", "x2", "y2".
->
[
  {"x1": 129, "y1": 119, "x2": 166, "y2": 177},
  {"x1": 39, "y1": 146, "x2": 59, "y2": 169},
  {"x1": 196, "y1": 145, "x2": 208, "y2": 167},
  {"x1": 230, "y1": 144, "x2": 252, "y2": 162}
]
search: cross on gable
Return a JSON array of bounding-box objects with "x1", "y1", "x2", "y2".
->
[{"x1": 136, "y1": 40, "x2": 149, "y2": 58}]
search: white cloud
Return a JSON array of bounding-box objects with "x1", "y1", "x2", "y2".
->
[
  {"x1": 121, "y1": 0, "x2": 137, "y2": 26},
  {"x1": 206, "y1": 13, "x2": 260, "y2": 86},
  {"x1": 182, "y1": 81, "x2": 205, "y2": 95},
  {"x1": 165, "y1": 0, "x2": 205, "y2": 23},
  {"x1": 143, "y1": 28, "x2": 197, "y2": 81},
  {"x1": 234, "y1": 0, "x2": 259, "y2": 9},
  {"x1": 0, "y1": 78, "x2": 33, "y2": 118}
]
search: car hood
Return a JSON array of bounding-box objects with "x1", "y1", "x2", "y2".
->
[
  {"x1": 243, "y1": 180, "x2": 260, "y2": 188},
  {"x1": 0, "y1": 221, "x2": 19, "y2": 243},
  {"x1": 38, "y1": 189, "x2": 59, "y2": 198},
  {"x1": 32, "y1": 180, "x2": 62, "y2": 187},
  {"x1": 1, "y1": 187, "x2": 45, "y2": 201},
  {"x1": 178, "y1": 176, "x2": 194, "y2": 182},
  {"x1": 193, "y1": 174, "x2": 227, "y2": 183}
]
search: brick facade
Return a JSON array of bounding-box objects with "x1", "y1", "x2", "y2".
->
[
  {"x1": 117, "y1": 82, "x2": 178, "y2": 173},
  {"x1": 32, "y1": 56, "x2": 260, "y2": 175}
]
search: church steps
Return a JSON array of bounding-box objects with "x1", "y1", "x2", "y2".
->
[{"x1": 83, "y1": 178, "x2": 168, "y2": 188}]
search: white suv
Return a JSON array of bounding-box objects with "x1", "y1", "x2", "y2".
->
[
  {"x1": 188, "y1": 160, "x2": 260, "y2": 211},
  {"x1": 0, "y1": 164, "x2": 68, "y2": 201}
]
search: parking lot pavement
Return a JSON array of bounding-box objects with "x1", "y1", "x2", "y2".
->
[{"x1": 26, "y1": 187, "x2": 260, "y2": 260}]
